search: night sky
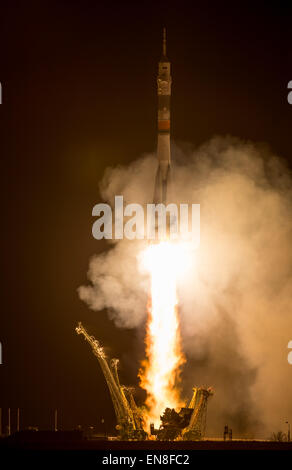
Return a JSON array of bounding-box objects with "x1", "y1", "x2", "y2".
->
[{"x1": 0, "y1": 1, "x2": 291, "y2": 433}]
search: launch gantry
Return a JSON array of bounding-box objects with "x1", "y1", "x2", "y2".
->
[
  {"x1": 75, "y1": 322, "x2": 147, "y2": 440},
  {"x1": 182, "y1": 387, "x2": 213, "y2": 440}
]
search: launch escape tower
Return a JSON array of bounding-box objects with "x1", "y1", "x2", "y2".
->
[{"x1": 75, "y1": 322, "x2": 147, "y2": 440}]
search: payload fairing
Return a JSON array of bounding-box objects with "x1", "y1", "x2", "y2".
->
[{"x1": 153, "y1": 28, "x2": 172, "y2": 205}]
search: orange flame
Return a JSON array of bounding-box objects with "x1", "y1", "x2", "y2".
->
[{"x1": 139, "y1": 242, "x2": 186, "y2": 429}]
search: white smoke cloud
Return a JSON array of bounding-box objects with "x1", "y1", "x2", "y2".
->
[{"x1": 78, "y1": 136, "x2": 292, "y2": 437}]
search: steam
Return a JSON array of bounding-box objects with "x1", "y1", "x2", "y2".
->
[{"x1": 78, "y1": 136, "x2": 292, "y2": 437}]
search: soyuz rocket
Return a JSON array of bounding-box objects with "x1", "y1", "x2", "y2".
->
[{"x1": 153, "y1": 28, "x2": 172, "y2": 205}]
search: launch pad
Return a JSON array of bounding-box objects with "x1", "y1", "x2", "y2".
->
[{"x1": 76, "y1": 322, "x2": 213, "y2": 441}]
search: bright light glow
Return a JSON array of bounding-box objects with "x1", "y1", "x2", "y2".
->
[{"x1": 139, "y1": 241, "x2": 189, "y2": 428}]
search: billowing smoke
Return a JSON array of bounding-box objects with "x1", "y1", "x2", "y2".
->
[{"x1": 78, "y1": 136, "x2": 292, "y2": 438}]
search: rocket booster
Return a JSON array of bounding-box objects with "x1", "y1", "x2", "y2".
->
[{"x1": 153, "y1": 28, "x2": 172, "y2": 205}]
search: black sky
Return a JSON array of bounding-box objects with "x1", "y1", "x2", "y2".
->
[{"x1": 0, "y1": 1, "x2": 291, "y2": 433}]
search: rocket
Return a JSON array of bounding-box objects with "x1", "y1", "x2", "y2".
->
[{"x1": 153, "y1": 28, "x2": 172, "y2": 205}]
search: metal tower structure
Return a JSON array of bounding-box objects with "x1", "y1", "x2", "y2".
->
[
  {"x1": 75, "y1": 322, "x2": 147, "y2": 440},
  {"x1": 182, "y1": 387, "x2": 213, "y2": 440}
]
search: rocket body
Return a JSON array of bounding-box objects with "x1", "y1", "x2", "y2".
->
[{"x1": 154, "y1": 29, "x2": 172, "y2": 205}]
